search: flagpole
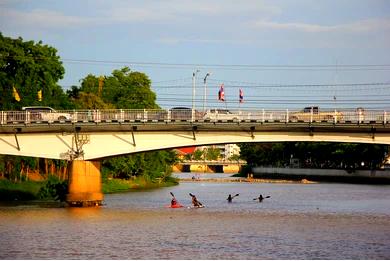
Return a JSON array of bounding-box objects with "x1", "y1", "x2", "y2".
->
[{"x1": 203, "y1": 72, "x2": 210, "y2": 112}]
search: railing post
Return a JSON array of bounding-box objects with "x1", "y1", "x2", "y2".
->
[
  {"x1": 0, "y1": 111, "x2": 3, "y2": 125},
  {"x1": 191, "y1": 109, "x2": 194, "y2": 122},
  {"x1": 384, "y1": 111, "x2": 387, "y2": 124},
  {"x1": 286, "y1": 109, "x2": 289, "y2": 123},
  {"x1": 310, "y1": 107, "x2": 313, "y2": 123},
  {"x1": 262, "y1": 109, "x2": 265, "y2": 123},
  {"x1": 120, "y1": 109, "x2": 124, "y2": 122},
  {"x1": 25, "y1": 111, "x2": 30, "y2": 124},
  {"x1": 144, "y1": 109, "x2": 147, "y2": 122},
  {"x1": 73, "y1": 110, "x2": 78, "y2": 123},
  {"x1": 96, "y1": 110, "x2": 101, "y2": 123},
  {"x1": 334, "y1": 109, "x2": 337, "y2": 124}
]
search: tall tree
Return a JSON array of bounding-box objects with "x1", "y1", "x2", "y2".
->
[
  {"x1": 78, "y1": 67, "x2": 158, "y2": 109},
  {"x1": 0, "y1": 33, "x2": 70, "y2": 110}
]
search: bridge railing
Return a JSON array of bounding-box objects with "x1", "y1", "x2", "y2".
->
[{"x1": 0, "y1": 108, "x2": 388, "y2": 125}]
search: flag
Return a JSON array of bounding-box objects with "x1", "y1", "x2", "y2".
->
[
  {"x1": 218, "y1": 84, "x2": 225, "y2": 101},
  {"x1": 37, "y1": 89, "x2": 42, "y2": 101},
  {"x1": 13, "y1": 85, "x2": 21, "y2": 102},
  {"x1": 239, "y1": 88, "x2": 244, "y2": 103}
]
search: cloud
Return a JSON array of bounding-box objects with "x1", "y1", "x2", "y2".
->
[
  {"x1": 0, "y1": 0, "x2": 281, "y2": 29},
  {"x1": 0, "y1": 8, "x2": 97, "y2": 29},
  {"x1": 253, "y1": 18, "x2": 390, "y2": 33}
]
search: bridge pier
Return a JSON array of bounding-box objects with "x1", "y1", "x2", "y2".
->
[{"x1": 66, "y1": 160, "x2": 103, "y2": 207}]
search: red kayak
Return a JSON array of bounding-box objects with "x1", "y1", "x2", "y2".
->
[{"x1": 165, "y1": 204, "x2": 184, "y2": 208}]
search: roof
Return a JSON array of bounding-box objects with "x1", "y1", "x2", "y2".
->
[{"x1": 175, "y1": 146, "x2": 196, "y2": 154}]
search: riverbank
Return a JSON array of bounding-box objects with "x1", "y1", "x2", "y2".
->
[
  {"x1": 102, "y1": 177, "x2": 178, "y2": 193},
  {"x1": 178, "y1": 177, "x2": 316, "y2": 184},
  {"x1": 252, "y1": 167, "x2": 390, "y2": 184},
  {"x1": 0, "y1": 176, "x2": 179, "y2": 202}
]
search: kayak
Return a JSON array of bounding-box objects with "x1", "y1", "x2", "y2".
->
[
  {"x1": 165, "y1": 204, "x2": 184, "y2": 208},
  {"x1": 187, "y1": 205, "x2": 205, "y2": 209}
]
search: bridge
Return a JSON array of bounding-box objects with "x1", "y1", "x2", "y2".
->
[
  {"x1": 1, "y1": 108, "x2": 389, "y2": 160},
  {"x1": 1, "y1": 108, "x2": 389, "y2": 206},
  {"x1": 175, "y1": 160, "x2": 247, "y2": 173}
]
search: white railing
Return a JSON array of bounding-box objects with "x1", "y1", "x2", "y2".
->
[{"x1": 0, "y1": 108, "x2": 389, "y2": 125}]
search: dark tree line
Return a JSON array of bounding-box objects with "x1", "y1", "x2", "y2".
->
[{"x1": 239, "y1": 142, "x2": 388, "y2": 170}]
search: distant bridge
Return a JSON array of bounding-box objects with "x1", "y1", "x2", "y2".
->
[{"x1": 177, "y1": 160, "x2": 247, "y2": 166}]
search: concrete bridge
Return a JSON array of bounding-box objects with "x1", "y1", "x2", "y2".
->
[
  {"x1": 1, "y1": 108, "x2": 389, "y2": 206},
  {"x1": 174, "y1": 160, "x2": 247, "y2": 173}
]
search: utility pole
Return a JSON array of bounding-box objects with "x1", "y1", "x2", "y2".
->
[
  {"x1": 192, "y1": 70, "x2": 200, "y2": 121},
  {"x1": 203, "y1": 72, "x2": 211, "y2": 112}
]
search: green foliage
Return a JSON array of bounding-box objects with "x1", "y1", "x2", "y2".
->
[
  {"x1": 0, "y1": 32, "x2": 70, "y2": 110},
  {"x1": 239, "y1": 142, "x2": 388, "y2": 169},
  {"x1": 77, "y1": 67, "x2": 158, "y2": 109},
  {"x1": 38, "y1": 176, "x2": 68, "y2": 201},
  {"x1": 103, "y1": 150, "x2": 178, "y2": 181},
  {"x1": 0, "y1": 179, "x2": 42, "y2": 201},
  {"x1": 193, "y1": 149, "x2": 204, "y2": 160},
  {"x1": 204, "y1": 147, "x2": 221, "y2": 160}
]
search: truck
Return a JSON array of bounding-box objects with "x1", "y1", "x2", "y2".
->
[{"x1": 289, "y1": 106, "x2": 343, "y2": 122}]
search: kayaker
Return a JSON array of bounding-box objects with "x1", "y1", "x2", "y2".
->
[
  {"x1": 170, "y1": 192, "x2": 181, "y2": 207},
  {"x1": 189, "y1": 193, "x2": 203, "y2": 207},
  {"x1": 253, "y1": 194, "x2": 270, "y2": 202},
  {"x1": 227, "y1": 193, "x2": 239, "y2": 203},
  {"x1": 171, "y1": 197, "x2": 178, "y2": 207}
]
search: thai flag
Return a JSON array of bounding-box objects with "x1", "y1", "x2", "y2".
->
[
  {"x1": 239, "y1": 88, "x2": 244, "y2": 103},
  {"x1": 218, "y1": 84, "x2": 225, "y2": 101}
]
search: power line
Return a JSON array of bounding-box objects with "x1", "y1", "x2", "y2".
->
[{"x1": 2, "y1": 54, "x2": 390, "y2": 71}]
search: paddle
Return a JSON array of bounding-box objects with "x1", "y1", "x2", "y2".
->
[
  {"x1": 170, "y1": 192, "x2": 175, "y2": 198},
  {"x1": 253, "y1": 195, "x2": 271, "y2": 200}
]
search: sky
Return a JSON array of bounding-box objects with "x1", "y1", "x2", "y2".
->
[{"x1": 1, "y1": 0, "x2": 390, "y2": 110}]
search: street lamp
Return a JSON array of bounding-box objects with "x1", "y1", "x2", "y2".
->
[
  {"x1": 203, "y1": 72, "x2": 211, "y2": 112},
  {"x1": 192, "y1": 70, "x2": 200, "y2": 121}
]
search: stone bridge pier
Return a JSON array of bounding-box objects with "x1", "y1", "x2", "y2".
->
[{"x1": 66, "y1": 160, "x2": 103, "y2": 207}]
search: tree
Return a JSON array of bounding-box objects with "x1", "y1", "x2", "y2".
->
[
  {"x1": 239, "y1": 142, "x2": 388, "y2": 169},
  {"x1": 204, "y1": 147, "x2": 221, "y2": 160},
  {"x1": 78, "y1": 67, "x2": 158, "y2": 109},
  {"x1": 0, "y1": 33, "x2": 69, "y2": 110}
]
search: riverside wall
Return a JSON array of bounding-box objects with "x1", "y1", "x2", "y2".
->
[{"x1": 252, "y1": 167, "x2": 390, "y2": 183}]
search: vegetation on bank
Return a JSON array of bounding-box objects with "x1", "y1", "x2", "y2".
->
[
  {"x1": 0, "y1": 175, "x2": 179, "y2": 202},
  {"x1": 239, "y1": 142, "x2": 388, "y2": 174}
]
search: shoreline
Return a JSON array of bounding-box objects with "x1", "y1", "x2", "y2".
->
[{"x1": 178, "y1": 177, "x2": 316, "y2": 184}]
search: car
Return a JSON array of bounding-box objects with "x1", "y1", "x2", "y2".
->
[
  {"x1": 203, "y1": 109, "x2": 240, "y2": 121},
  {"x1": 289, "y1": 106, "x2": 343, "y2": 122},
  {"x1": 21, "y1": 106, "x2": 72, "y2": 122},
  {"x1": 170, "y1": 107, "x2": 192, "y2": 120}
]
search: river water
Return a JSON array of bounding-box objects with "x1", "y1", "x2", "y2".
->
[{"x1": 1, "y1": 174, "x2": 390, "y2": 259}]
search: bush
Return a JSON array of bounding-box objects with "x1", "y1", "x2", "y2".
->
[{"x1": 38, "y1": 176, "x2": 68, "y2": 202}]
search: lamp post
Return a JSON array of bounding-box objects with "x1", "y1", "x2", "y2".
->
[
  {"x1": 192, "y1": 70, "x2": 200, "y2": 121},
  {"x1": 203, "y1": 72, "x2": 211, "y2": 112}
]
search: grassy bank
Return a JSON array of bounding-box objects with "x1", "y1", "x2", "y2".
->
[
  {"x1": 102, "y1": 176, "x2": 179, "y2": 194},
  {"x1": 0, "y1": 179, "x2": 43, "y2": 201},
  {"x1": 0, "y1": 176, "x2": 179, "y2": 201}
]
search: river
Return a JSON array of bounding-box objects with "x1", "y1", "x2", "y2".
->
[{"x1": 1, "y1": 173, "x2": 390, "y2": 259}]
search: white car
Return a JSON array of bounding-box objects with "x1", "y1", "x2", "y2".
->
[
  {"x1": 203, "y1": 109, "x2": 241, "y2": 121},
  {"x1": 22, "y1": 106, "x2": 72, "y2": 122}
]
